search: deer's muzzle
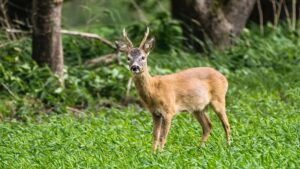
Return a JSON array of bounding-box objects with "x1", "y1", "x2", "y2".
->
[{"x1": 130, "y1": 65, "x2": 141, "y2": 73}]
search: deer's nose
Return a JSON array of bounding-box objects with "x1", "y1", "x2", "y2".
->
[{"x1": 130, "y1": 65, "x2": 140, "y2": 72}]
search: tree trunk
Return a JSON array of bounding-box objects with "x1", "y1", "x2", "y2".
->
[
  {"x1": 171, "y1": 0, "x2": 256, "y2": 51},
  {"x1": 32, "y1": 0, "x2": 64, "y2": 83}
]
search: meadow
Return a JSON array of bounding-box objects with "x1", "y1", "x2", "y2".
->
[{"x1": 1, "y1": 24, "x2": 299, "y2": 168}]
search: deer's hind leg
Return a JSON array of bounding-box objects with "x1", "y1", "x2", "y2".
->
[
  {"x1": 211, "y1": 98, "x2": 231, "y2": 145},
  {"x1": 193, "y1": 108, "x2": 212, "y2": 146}
]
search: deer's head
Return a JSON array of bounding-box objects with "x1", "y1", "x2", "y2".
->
[{"x1": 116, "y1": 27, "x2": 155, "y2": 74}]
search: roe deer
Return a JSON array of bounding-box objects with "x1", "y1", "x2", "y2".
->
[{"x1": 116, "y1": 27, "x2": 230, "y2": 152}]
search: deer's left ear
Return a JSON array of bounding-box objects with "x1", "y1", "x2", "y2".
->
[
  {"x1": 142, "y1": 37, "x2": 155, "y2": 54},
  {"x1": 115, "y1": 41, "x2": 130, "y2": 53}
]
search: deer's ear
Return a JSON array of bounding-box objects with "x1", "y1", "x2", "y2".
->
[
  {"x1": 142, "y1": 37, "x2": 155, "y2": 54},
  {"x1": 115, "y1": 41, "x2": 130, "y2": 53}
]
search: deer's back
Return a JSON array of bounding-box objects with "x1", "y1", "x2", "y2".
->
[{"x1": 152, "y1": 67, "x2": 228, "y2": 112}]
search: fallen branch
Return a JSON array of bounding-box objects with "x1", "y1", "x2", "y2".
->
[
  {"x1": 5, "y1": 28, "x2": 116, "y2": 49},
  {"x1": 66, "y1": 106, "x2": 83, "y2": 114},
  {"x1": 85, "y1": 52, "x2": 120, "y2": 67},
  {"x1": 60, "y1": 30, "x2": 116, "y2": 49}
]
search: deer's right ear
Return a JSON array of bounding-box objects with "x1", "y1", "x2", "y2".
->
[
  {"x1": 115, "y1": 41, "x2": 129, "y2": 53},
  {"x1": 142, "y1": 37, "x2": 155, "y2": 54}
]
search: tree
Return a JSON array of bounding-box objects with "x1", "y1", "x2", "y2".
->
[
  {"x1": 171, "y1": 0, "x2": 256, "y2": 51},
  {"x1": 32, "y1": 0, "x2": 64, "y2": 83}
]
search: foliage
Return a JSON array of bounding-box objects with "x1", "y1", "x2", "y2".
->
[
  {"x1": 62, "y1": 0, "x2": 169, "y2": 28},
  {"x1": 0, "y1": 42, "x2": 131, "y2": 120}
]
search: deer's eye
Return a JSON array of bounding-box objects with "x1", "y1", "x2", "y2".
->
[
  {"x1": 127, "y1": 58, "x2": 131, "y2": 61},
  {"x1": 141, "y1": 56, "x2": 145, "y2": 60}
]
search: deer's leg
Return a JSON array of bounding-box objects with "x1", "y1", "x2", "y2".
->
[
  {"x1": 159, "y1": 113, "x2": 173, "y2": 151},
  {"x1": 152, "y1": 112, "x2": 162, "y2": 152},
  {"x1": 211, "y1": 99, "x2": 231, "y2": 145},
  {"x1": 193, "y1": 109, "x2": 212, "y2": 146}
]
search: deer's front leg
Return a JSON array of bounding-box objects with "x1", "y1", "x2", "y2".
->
[
  {"x1": 152, "y1": 112, "x2": 162, "y2": 152},
  {"x1": 159, "y1": 114, "x2": 173, "y2": 151}
]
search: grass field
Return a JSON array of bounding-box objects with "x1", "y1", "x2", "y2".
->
[{"x1": 1, "y1": 66, "x2": 299, "y2": 168}]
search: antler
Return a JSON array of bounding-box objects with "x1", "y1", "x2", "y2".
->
[
  {"x1": 123, "y1": 28, "x2": 133, "y2": 48},
  {"x1": 139, "y1": 27, "x2": 149, "y2": 49}
]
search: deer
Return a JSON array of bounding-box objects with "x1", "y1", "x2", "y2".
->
[{"x1": 115, "y1": 27, "x2": 231, "y2": 152}]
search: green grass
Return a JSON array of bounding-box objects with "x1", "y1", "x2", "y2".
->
[{"x1": 1, "y1": 69, "x2": 299, "y2": 168}]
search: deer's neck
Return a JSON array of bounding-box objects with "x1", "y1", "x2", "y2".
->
[{"x1": 133, "y1": 67, "x2": 154, "y2": 105}]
